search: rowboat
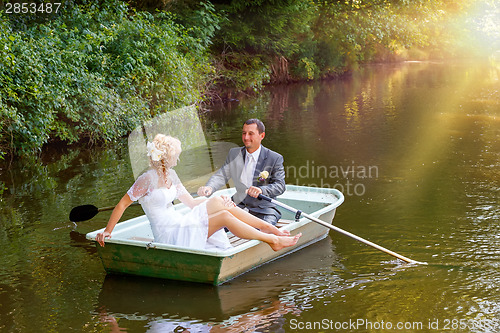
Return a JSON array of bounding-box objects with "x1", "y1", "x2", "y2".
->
[{"x1": 86, "y1": 185, "x2": 344, "y2": 285}]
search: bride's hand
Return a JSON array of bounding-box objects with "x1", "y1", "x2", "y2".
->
[
  {"x1": 96, "y1": 231, "x2": 111, "y2": 247},
  {"x1": 221, "y1": 195, "x2": 236, "y2": 208}
]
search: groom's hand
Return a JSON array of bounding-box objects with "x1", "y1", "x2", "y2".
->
[
  {"x1": 197, "y1": 186, "x2": 213, "y2": 197},
  {"x1": 246, "y1": 186, "x2": 263, "y2": 198}
]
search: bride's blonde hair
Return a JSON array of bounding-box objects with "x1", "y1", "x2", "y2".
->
[{"x1": 149, "y1": 134, "x2": 181, "y2": 178}]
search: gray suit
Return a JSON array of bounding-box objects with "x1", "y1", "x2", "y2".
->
[{"x1": 205, "y1": 145, "x2": 285, "y2": 224}]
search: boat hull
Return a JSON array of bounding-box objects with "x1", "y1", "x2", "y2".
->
[{"x1": 87, "y1": 185, "x2": 344, "y2": 285}]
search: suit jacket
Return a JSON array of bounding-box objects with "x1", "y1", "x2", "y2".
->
[{"x1": 205, "y1": 145, "x2": 285, "y2": 218}]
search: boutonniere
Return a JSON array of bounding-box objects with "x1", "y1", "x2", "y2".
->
[{"x1": 258, "y1": 171, "x2": 269, "y2": 182}]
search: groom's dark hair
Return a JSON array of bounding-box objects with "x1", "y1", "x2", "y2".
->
[{"x1": 244, "y1": 118, "x2": 265, "y2": 134}]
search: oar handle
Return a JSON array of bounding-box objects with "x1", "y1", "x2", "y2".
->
[
  {"x1": 257, "y1": 194, "x2": 273, "y2": 202},
  {"x1": 98, "y1": 202, "x2": 140, "y2": 212},
  {"x1": 258, "y1": 194, "x2": 425, "y2": 265},
  {"x1": 97, "y1": 205, "x2": 117, "y2": 212}
]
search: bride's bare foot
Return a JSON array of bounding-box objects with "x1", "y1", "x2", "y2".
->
[{"x1": 269, "y1": 233, "x2": 302, "y2": 251}]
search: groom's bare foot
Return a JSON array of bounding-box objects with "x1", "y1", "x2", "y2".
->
[
  {"x1": 275, "y1": 228, "x2": 290, "y2": 236},
  {"x1": 262, "y1": 224, "x2": 291, "y2": 236},
  {"x1": 270, "y1": 233, "x2": 302, "y2": 251}
]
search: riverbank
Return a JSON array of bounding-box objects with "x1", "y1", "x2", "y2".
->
[{"x1": 1, "y1": 0, "x2": 495, "y2": 159}]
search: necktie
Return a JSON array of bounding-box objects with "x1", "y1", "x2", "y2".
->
[{"x1": 241, "y1": 154, "x2": 255, "y2": 188}]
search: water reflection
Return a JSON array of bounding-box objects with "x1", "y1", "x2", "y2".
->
[
  {"x1": 94, "y1": 239, "x2": 339, "y2": 331},
  {"x1": 93, "y1": 237, "x2": 430, "y2": 332},
  {"x1": 96, "y1": 276, "x2": 299, "y2": 332}
]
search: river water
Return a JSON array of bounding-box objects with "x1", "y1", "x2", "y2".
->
[{"x1": 0, "y1": 60, "x2": 499, "y2": 332}]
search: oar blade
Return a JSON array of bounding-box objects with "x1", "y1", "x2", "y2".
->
[{"x1": 69, "y1": 204, "x2": 99, "y2": 222}]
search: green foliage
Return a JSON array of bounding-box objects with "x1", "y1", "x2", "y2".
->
[
  {"x1": 0, "y1": 1, "x2": 217, "y2": 156},
  {"x1": 215, "y1": 52, "x2": 271, "y2": 92},
  {"x1": 1, "y1": 0, "x2": 491, "y2": 157},
  {"x1": 212, "y1": 0, "x2": 317, "y2": 86},
  {"x1": 294, "y1": 57, "x2": 319, "y2": 81},
  {"x1": 312, "y1": 1, "x2": 450, "y2": 68},
  {"x1": 209, "y1": 0, "x2": 474, "y2": 85},
  {"x1": 171, "y1": 1, "x2": 225, "y2": 50},
  {"x1": 216, "y1": 0, "x2": 315, "y2": 57}
]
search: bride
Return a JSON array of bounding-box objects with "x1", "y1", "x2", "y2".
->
[{"x1": 96, "y1": 134, "x2": 301, "y2": 251}]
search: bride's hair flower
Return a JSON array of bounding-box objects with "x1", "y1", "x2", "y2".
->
[
  {"x1": 258, "y1": 170, "x2": 269, "y2": 182},
  {"x1": 147, "y1": 141, "x2": 163, "y2": 161}
]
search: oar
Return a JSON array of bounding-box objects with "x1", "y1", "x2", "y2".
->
[
  {"x1": 258, "y1": 194, "x2": 426, "y2": 265},
  {"x1": 69, "y1": 202, "x2": 140, "y2": 222}
]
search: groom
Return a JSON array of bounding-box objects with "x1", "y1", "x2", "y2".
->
[{"x1": 198, "y1": 119, "x2": 285, "y2": 225}]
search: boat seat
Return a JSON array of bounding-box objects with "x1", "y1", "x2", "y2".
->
[{"x1": 276, "y1": 219, "x2": 295, "y2": 227}]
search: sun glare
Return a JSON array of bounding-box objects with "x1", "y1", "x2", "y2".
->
[{"x1": 461, "y1": 0, "x2": 500, "y2": 56}]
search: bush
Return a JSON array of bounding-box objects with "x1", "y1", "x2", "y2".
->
[{"x1": 0, "y1": 1, "x2": 217, "y2": 156}]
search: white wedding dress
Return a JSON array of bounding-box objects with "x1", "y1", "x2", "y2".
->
[{"x1": 127, "y1": 169, "x2": 232, "y2": 251}]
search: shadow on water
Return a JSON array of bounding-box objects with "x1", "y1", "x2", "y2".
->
[{"x1": 69, "y1": 230, "x2": 97, "y2": 255}]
